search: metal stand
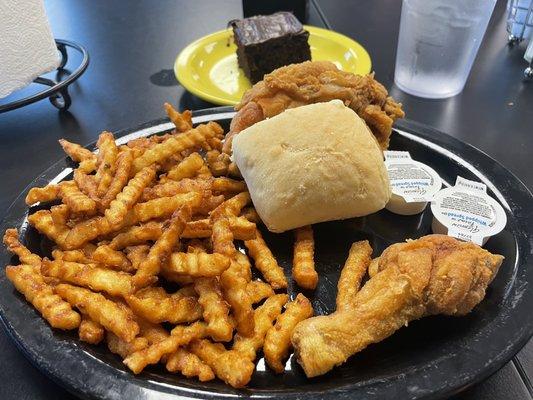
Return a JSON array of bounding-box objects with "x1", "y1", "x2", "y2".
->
[{"x1": 0, "y1": 39, "x2": 89, "y2": 114}]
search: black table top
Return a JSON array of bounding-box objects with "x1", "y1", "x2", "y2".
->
[{"x1": 0, "y1": 0, "x2": 531, "y2": 399}]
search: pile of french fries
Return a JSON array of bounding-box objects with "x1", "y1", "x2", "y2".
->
[{"x1": 2, "y1": 103, "x2": 317, "y2": 388}]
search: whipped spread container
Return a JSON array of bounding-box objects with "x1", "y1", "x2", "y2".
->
[
  {"x1": 384, "y1": 151, "x2": 442, "y2": 215},
  {"x1": 430, "y1": 176, "x2": 507, "y2": 246}
]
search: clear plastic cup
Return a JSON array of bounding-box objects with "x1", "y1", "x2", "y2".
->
[{"x1": 394, "y1": 0, "x2": 497, "y2": 99}]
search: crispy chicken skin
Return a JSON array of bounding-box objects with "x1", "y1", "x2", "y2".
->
[
  {"x1": 224, "y1": 61, "x2": 405, "y2": 153},
  {"x1": 291, "y1": 235, "x2": 504, "y2": 378}
]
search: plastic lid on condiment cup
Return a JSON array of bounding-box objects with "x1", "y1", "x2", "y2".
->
[
  {"x1": 430, "y1": 176, "x2": 507, "y2": 246},
  {"x1": 384, "y1": 151, "x2": 442, "y2": 215}
]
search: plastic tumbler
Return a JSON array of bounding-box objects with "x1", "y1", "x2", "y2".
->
[{"x1": 394, "y1": 0, "x2": 497, "y2": 99}]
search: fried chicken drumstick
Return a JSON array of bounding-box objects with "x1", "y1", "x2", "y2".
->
[
  {"x1": 291, "y1": 235, "x2": 504, "y2": 377},
  {"x1": 224, "y1": 61, "x2": 405, "y2": 153}
]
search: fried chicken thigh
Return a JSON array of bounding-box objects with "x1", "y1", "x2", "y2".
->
[
  {"x1": 291, "y1": 235, "x2": 503, "y2": 377},
  {"x1": 224, "y1": 61, "x2": 405, "y2": 153}
]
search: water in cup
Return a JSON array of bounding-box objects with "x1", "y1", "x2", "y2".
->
[{"x1": 394, "y1": 0, "x2": 496, "y2": 99}]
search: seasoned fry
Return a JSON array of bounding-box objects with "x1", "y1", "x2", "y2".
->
[
  {"x1": 28, "y1": 210, "x2": 69, "y2": 249},
  {"x1": 368, "y1": 257, "x2": 380, "y2": 278},
  {"x1": 41, "y1": 259, "x2": 133, "y2": 297},
  {"x1": 246, "y1": 280, "x2": 275, "y2": 304},
  {"x1": 227, "y1": 161, "x2": 242, "y2": 179},
  {"x1": 55, "y1": 284, "x2": 139, "y2": 342},
  {"x1": 235, "y1": 251, "x2": 253, "y2": 281},
  {"x1": 133, "y1": 205, "x2": 192, "y2": 288},
  {"x1": 105, "y1": 165, "x2": 157, "y2": 228},
  {"x1": 6, "y1": 265, "x2": 80, "y2": 329},
  {"x1": 92, "y1": 244, "x2": 134, "y2": 272},
  {"x1": 211, "y1": 218, "x2": 236, "y2": 257},
  {"x1": 124, "y1": 245, "x2": 150, "y2": 269},
  {"x1": 142, "y1": 177, "x2": 210, "y2": 201},
  {"x1": 25, "y1": 184, "x2": 61, "y2": 205},
  {"x1": 182, "y1": 218, "x2": 212, "y2": 239},
  {"x1": 164, "y1": 102, "x2": 193, "y2": 132},
  {"x1": 336, "y1": 240, "x2": 372, "y2": 311},
  {"x1": 95, "y1": 131, "x2": 119, "y2": 196},
  {"x1": 50, "y1": 204, "x2": 70, "y2": 226},
  {"x1": 209, "y1": 191, "x2": 251, "y2": 221},
  {"x1": 3, "y1": 228, "x2": 41, "y2": 267},
  {"x1": 64, "y1": 216, "x2": 113, "y2": 249},
  {"x1": 194, "y1": 277, "x2": 233, "y2": 342},
  {"x1": 233, "y1": 294, "x2": 288, "y2": 360},
  {"x1": 166, "y1": 153, "x2": 206, "y2": 181},
  {"x1": 73, "y1": 169, "x2": 99, "y2": 201},
  {"x1": 165, "y1": 252, "x2": 230, "y2": 277},
  {"x1": 292, "y1": 226, "x2": 318, "y2": 290},
  {"x1": 131, "y1": 192, "x2": 201, "y2": 223},
  {"x1": 132, "y1": 122, "x2": 223, "y2": 173},
  {"x1": 212, "y1": 177, "x2": 247, "y2": 194},
  {"x1": 183, "y1": 216, "x2": 255, "y2": 240},
  {"x1": 107, "y1": 332, "x2": 149, "y2": 358},
  {"x1": 264, "y1": 293, "x2": 313, "y2": 373},
  {"x1": 52, "y1": 249, "x2": 92, "y2": 264},
  {"x1": 189, "y1": 339, "x2": 255, "y2": 388},
  {"x1": 59, "y1": 139, "x2": 95, "y2": 163},
  {"x1": 59, "y1": 181, "x2": 97, "y2": 214},
  {"x1": 99, "y1": 149, "x2": 134, "y2": 211},
  {"x1": 123, "y1": 322, "x2": 206, "y2": 374},
  {"x1": 79, "y1": 316, "x2": 105, "y2": 344},
  {"x1": 206, "y1": 150, "x2": 231, "y2": 177},
  {"x1": 125, "y1": 286, "x2": 202, "y2": 324},
  {"x1": 240, "y1": 207, "x2": 261, "y2": 224},
  {"x1": 78, "y1": 158, "x2": 97, "y2": 174},
  {"x1": 245, "y1": 230, "x2": 287, "y2": 289},
  {"x1": 220, "y1": 259, "x2": 254, "y2": 336},
  {"x1": 166, "y1": 348, "x2": 215, "y2": 381},
  {"x1": 109, "y1": 222, "x2": 163, "y2": 250}
]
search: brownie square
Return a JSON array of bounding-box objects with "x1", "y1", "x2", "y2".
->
[{"x1": 230, "y1": 12, "x2": 311, "y2": 83}]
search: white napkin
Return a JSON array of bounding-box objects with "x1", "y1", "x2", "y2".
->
[{"x1": 0, "y1": 0, "x2": 60, "y2": 98}]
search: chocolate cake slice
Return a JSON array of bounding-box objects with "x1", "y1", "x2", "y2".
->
[{"x1": 230, "y1": 12, "x2": 311, "y2": 83}]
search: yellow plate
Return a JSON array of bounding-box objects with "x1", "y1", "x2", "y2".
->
[{"x1": 174, "y1": 26, "x2": 372, "y2": 106}]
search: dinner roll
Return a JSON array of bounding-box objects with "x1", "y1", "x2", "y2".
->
[{"x1": 232, "y1": 100, "x2": 391, "y2": 232}]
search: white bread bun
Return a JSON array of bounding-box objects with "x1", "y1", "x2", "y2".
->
[{"x1": 232, "y1": 100, "x2": 391, "y2": 233}]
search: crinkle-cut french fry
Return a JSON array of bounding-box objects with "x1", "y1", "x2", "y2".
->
[
  {"x1": 209, "y1": 192, "x2": 251, "y2": 221},
  {"x1": 212, "y1": 177, "x2": 246, "y2": 195},
  {"x1": 59, "y1": 139, "x2": 95, "y2": 163},
  {"x1": 235, "y1": 252, "x2": 252, "y2": 282},
  {"x1": 126, "y1": 286, "x2": 202, "y2": 324},
  {"x1": 164, "y1": 102, "x2": 193, "y2": 132},
  {"x1": 52, "y1": 249, "x2": 92, "y2": 264},
  {"x1": 182, "y1": 218, "x2": 212, "y2": 239},
  {"x1": 196, "y1": 193, "x2": 225, "y2": 216},
  {"x1": 212, "y1": 218, "x2": 236, "y2": 257},
  {"x1": 159, "y1": 268, "x2": 195, "y2": 285},
  {"x1": 197, "y1": 164, "x2": 212, "y2": 179},
  {"x1": 137, "y1": 318, "x2": 169, "y2": 345},
  {"x1": 246, "y1": 280, "x2": 275, "y2": 304},
  {"x1": 73, "y1": 169, "x2": 99, "y2": 201},
  {"x1": 95, "y1": 131, "x2": 119, "y2": 196},
  {"x1": 107, "y1": 332, "x2": 149, "y2": 359},
  {"x1": 142, "y1": 177, "x2": 211, "y2": 201},
  {"x1": 132, "y1": 192, "x2": 202, "y2": 223},
  {"x1": 99, "y1": 149, "x2": 134, "y2": 211},
  {"x1": 3, "y1": 228, "x2": 41, "y2": 267},
  {"x1": 109, "y1": 222, "x2": 163, "y2": 250},
  {"x1": 124, "y1": 245, "x2": 150, "y2": 269},
  {"x1": 292, "y1": 226, "x2": 318, "y2": 290},
  {"x1": 92, "y1": 244, "x2": 134, "y2": 272},
  {"x1": 240, "y1": 207, "x2": 261, "y2": 224},
  {"x1": 189, "y1": 339, "x2": 255, "y2": 388},
  {"x1": 194, "y1": 277, "x2": 233, "y2": 342},
  {"x1": 105, "y1": 165, "x2": 157, "y2": 229},
  {"x1": 233, "y1": 294, "x2": 288, "y2": 360},
  {"x1": 132, "y1": 122, "x2": 223, "y2": 173},
  {"x1": 133, "y1": 205, "x2": 192, "y2": 289},
  {"x1": 79, "y1": 315, "x2": 105, "y2": 344},
  {"x1": 78, "y1": 158, "x2": 97, "y2": 173},
  {"x1": 368, "y1": 257, "x2": 380, "y2": 278},
  {"x1": 166, "y1": 348, "x2": 215, "y2": 381},
  {"x1": 55, "y1": 284, "x2": 139, "y2": 342},
  {"x1": 336, "y1": 240, "x2": 373, "y2": 311},
  {"x1": 207, "y1": 137, "x2": 223, "y2": 152},
  {"x1": 220, "y1": 259, "x2": 254, "y2": 336},
  {"x1": 28, "y1": 210, "x2": 69, "y2": 249},
  {"x1": 206, "y1": 150, "x2": 231, "y2": 177},
  {"x1": 25, "y1": 184, "x2": 61, "y2": 205},
  {"x1": 245, "y1": 230, "x2": 287, "y2": 289},
  {"x1": 59, "y1": 181, "x2": 97, "y2": 214},
  {"x1": 6, "y1": 265, "x2": 80, "y2": 330},
  {"x1": 123, "y1": 322, "x2": 207, "y2": 374},
  {"x1": 227, "y1": 162, "x2": 242, "y2": 179},
  {"x1": 264, "y1": 293, "x2": 314, "y2": 373},
  {"x1": 228, "y1": 217, "x2": 256, "y2": 241},
  {"x1": 64, "y1": 216, "x2": 113, "y2": 250},
  {"x1": 184, "y1": 217, "x2": 255, "y2": 241},
  {"x1": 165, "y1": 252, "x2": 230, "y2": 277},
  {"x1": 50, "y1": 204, "x2": 70, "y2": 226},
  {"x1": 165, "y1": 153, "x2": 205, "y2": 182},
  {"x1": 41, "y1": 259, "x2": 133, "y2": 297}
]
